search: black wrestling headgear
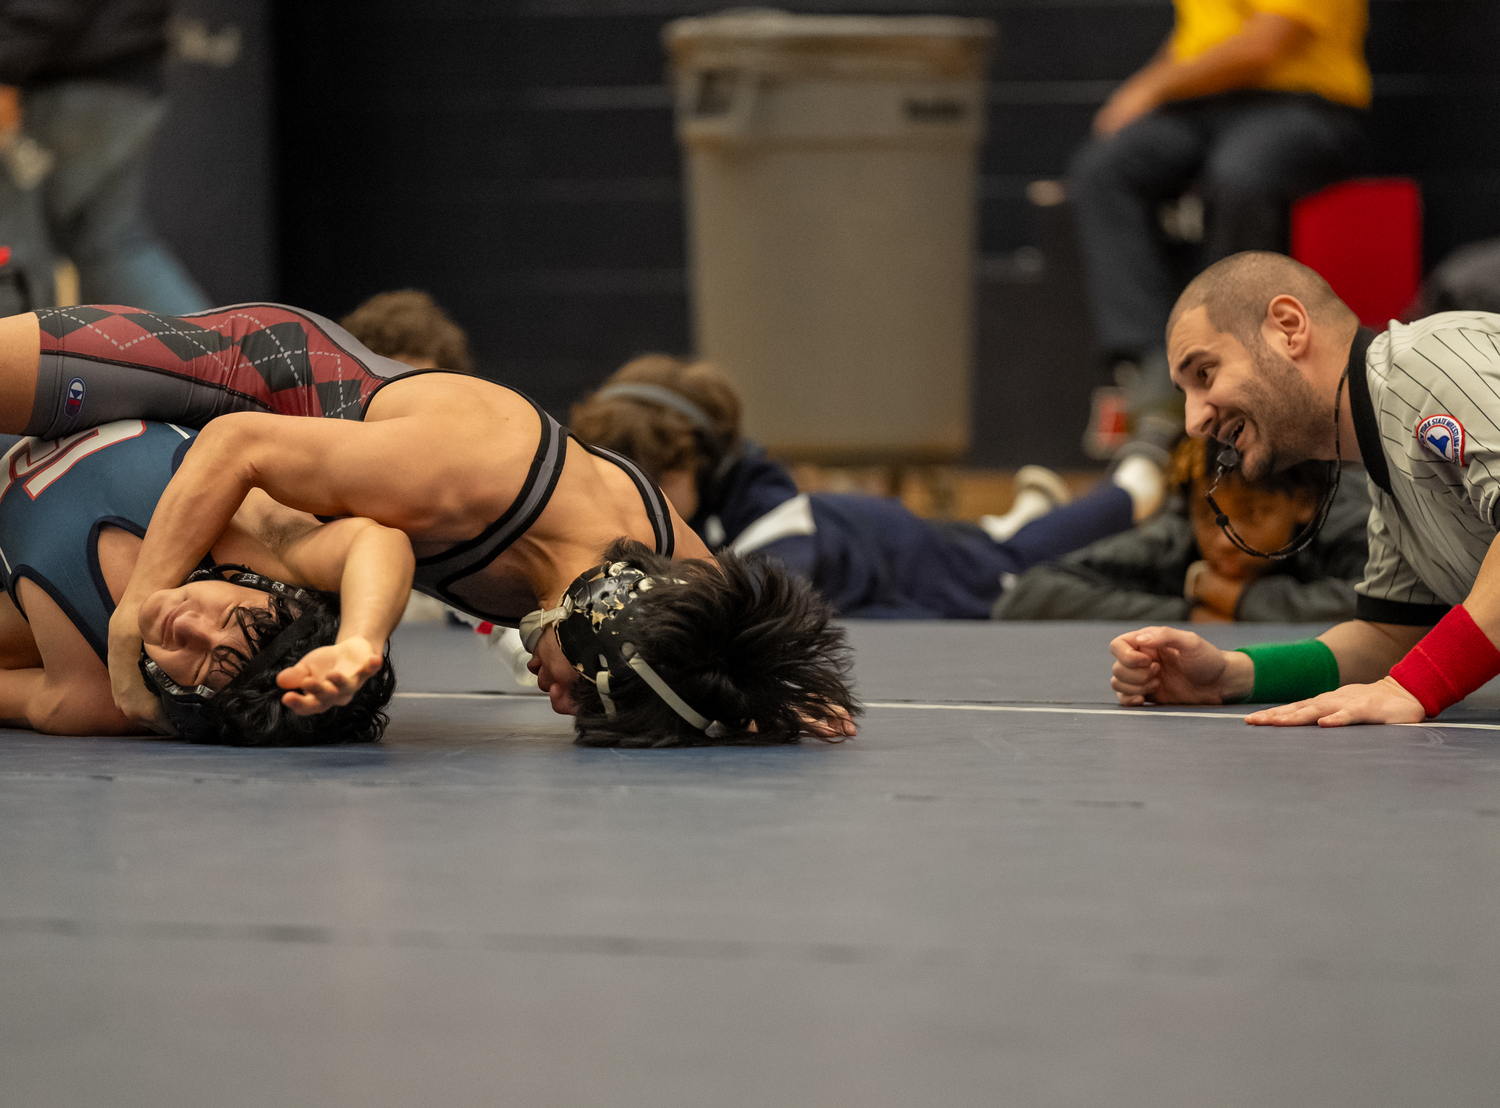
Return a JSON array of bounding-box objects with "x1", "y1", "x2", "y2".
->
[
  {"x1": 519, "y1": 560, "x2": 725, "y2": 735},
  {"x1": 138, "y1": 564, "x2": 321, "y2": 742}
]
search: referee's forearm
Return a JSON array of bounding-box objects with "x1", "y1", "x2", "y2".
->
[{"x1": 1317, "y1": 620, "x2": 1429, "y2": 685}]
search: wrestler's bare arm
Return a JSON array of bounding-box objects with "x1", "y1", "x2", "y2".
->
[
  {"x1": 108, "y1": 413, "x2": 443, "y2": 723},
  {"x1": 260, "y1": 510, "x2": 416, "y2": 716},
  {"x1": 1, "y1": 580, "x2": 141, "y2": 735}
]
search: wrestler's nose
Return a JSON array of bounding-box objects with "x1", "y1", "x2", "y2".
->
[{"x1": 174, "y1": 610, "x2": 217, "y2": 649}]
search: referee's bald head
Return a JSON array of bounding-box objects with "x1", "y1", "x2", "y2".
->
[{"x1": 1167, "y1": 251, "x2": 1357, "y2": 350}]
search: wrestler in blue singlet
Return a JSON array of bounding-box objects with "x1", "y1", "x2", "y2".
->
[{"x1": 0, "y1": 420, "x2": 197, "y2": 660}]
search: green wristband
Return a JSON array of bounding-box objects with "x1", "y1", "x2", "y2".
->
[{"x1": 1233, "y1": 639, "x2": 1340, "y2": 704}]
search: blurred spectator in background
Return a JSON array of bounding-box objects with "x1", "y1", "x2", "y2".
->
[
  {"x1": 1070, "y1": 0, "x2": 1369, "y2": 455},
  {"x1": 1414, "y1": 238, "x2": 1500, "y2": 318},
  {"x1": 0, "y1": 0, "x2": 208, "y2": 312},
  {"x1": 571, "y1": 356, "x2": 1167, "y2": 620},
  {"x1": 340, "y1": 289, "x2": 472, "y2": 372},
  {"x1": 994, "y1": 437, "x2": 1369, "y2": 623}
]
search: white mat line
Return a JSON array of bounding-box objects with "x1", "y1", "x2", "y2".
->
[
  {"x1": 863, "y1": 701, "x2": 1500, "y2": 731},
  {"x1": 396, "y1": 691, "x2": 535, "y2": 699},
  {"x1": 392, "y1": 692, "x2": 1500, "y2": 731}
]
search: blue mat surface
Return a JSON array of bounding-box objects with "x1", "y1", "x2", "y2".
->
[{"x1": 3, "y1": 620, "x2": 1499, "y2": 1108}]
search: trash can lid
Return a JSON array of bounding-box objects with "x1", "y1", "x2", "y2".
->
[
  {"x1": 666, "y1": 9, "x2": 995, "y2": 77},
  {"x1": 666, "y1": 9, "x2": 995, "y2": 44}
]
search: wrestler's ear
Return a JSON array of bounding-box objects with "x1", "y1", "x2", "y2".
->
[{"x1": 1264, "y1": 295, "x2": 1312, "y2": 359}]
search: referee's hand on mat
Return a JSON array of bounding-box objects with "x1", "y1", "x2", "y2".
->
[
  {"x1": 1242, "y1": 678, "x2": 1425, "y2": 728},
  {"x1": 1110, "y1": 626, "x2": 1252, "y2": 706}
]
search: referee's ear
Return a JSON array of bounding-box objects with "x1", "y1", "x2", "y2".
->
[{"x1": 1264, "y1": 295, "x2": 1313, "y2": 359}]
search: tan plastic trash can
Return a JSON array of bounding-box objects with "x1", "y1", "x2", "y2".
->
[{"x1": 666, "y1": 9, "x2": 994, "y2": 463}]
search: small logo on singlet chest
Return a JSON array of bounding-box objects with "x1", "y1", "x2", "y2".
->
[
  {"x1": 1417, "y1": 413, "x2": 1466, "y2": 465},
  {"x1": 63, "y1": 377, "x2": 85, "y2": 421}
]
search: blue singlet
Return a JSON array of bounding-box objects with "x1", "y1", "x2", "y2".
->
[{"x1": 0, "y1": 420, "x2": 197, "y2": 662}]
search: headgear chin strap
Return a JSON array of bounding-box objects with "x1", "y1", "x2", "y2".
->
[
  {"x1": 520, "y1": 560, "x2": 725, "y2": 735},
  {"x1": 138, "y1": 564, "x2": 320, "y2": 741}
]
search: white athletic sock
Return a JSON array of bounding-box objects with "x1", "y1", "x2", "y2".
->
[
  {"x1": 1113, "y1": 454, "x2": 1166, "y2": 521},
  {"x1": 980, "y1": 488, "x2": 1054, "y2": 543}
]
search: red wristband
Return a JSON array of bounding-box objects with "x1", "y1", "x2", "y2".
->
[{"x1": 1388, "y1": 605, "x2": 1500, "y2": 718}]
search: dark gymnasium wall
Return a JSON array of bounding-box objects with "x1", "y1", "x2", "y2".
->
[
  {"x1": 264, "y1": 0, "x2": 1499, "y2": 467},
  {"x1": 149, "y1": 0, "x2": 275, "y2": 304}
]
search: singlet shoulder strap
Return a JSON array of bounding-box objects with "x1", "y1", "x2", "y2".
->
[
  {"x1": 578, "y1": 441, "x2": 675, "y2": 558},
  {"x1": 413, "y1": 394, "x2": 568, "y2": 594}
]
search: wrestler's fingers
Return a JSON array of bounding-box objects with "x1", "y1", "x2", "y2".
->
[
  {"x1": 1110, "y1": 668, "x2": 1159, "y2": 694},
  {"x1": 1244, "y1": 700, "x2": 1323, "y2": 726},
  {"x1": 1111, "y1": 659, "x2": 1159, "y2": 684},
  {"x1": 1109, "y1": 638, "x2": 1156, "y2": 667}
]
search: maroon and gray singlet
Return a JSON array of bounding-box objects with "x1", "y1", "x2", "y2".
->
[{"x1": 27, "y1": 304, "x2": 674, "y2": 623}]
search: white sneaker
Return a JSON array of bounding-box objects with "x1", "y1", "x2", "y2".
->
[
  {"x1": 486, "y1": 625, "x2": 542, "y2": 691},
  {"x1": 980, "y1": 465, "x2": 1072, "y2": 543}
]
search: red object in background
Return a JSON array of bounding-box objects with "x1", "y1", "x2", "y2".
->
[
  {"x1": 0, "y1": 246, "x2": 10, "y2": 267},
  {"x1": 1290, "y1": 178, "x2": 1422, "y2": 328}
]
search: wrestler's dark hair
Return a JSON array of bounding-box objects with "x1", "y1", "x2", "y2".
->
[
  {"x1": 341, "y1": 289, "x2": 472, "y2": 373},
  {"x1": 570, "y1": 539, "x2": 858, "y2": 748},
  {"x1": 196, "y1": 588, "x2": 395, "y2": 747},
  {"x1": 1167, "y1": 251, "x2": 1358, "y2": 350},
  {"x1": 570, "y1": 355, "x2": 741, "y2": 483}
]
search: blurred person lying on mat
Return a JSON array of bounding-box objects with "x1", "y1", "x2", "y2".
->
[
  {"x1": 994, "y1": 435, "x2": 1368, "y2": 622},
  {"x1": 0, "y1": 420, "x2": 405, "y2": 743},
  {"x1": 569, "y1": 355, "x2": 1169, "y2": 620},
  {"x1": 0, "y1": 304, "x2": 855, "y2": 747}
]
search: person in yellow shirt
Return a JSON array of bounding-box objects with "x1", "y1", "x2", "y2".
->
[{"x1": 1070, "y1": 0, "x2": 1369, "y2": 455}]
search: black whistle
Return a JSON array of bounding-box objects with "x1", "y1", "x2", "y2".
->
[{"x1": 1217, "y1": 444, "x2": 1239, "y2": 469}]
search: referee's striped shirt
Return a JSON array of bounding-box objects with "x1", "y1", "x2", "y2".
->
[{"x1": 1351, "y1": 311, "x2": 1500, "y2": 625}]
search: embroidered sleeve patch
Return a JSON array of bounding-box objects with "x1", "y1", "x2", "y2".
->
[{"x1": 1417, "y1": 414, "x2": 1466, "y2": 465}]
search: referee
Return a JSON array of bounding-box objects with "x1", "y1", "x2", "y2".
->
[{"x1": 1110, "y1": 250, "x2": 1500, "y2": 726}]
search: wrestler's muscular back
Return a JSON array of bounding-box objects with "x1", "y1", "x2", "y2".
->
[{"x1": 361, "y1": 375, "x2": 710, "y2": 610}]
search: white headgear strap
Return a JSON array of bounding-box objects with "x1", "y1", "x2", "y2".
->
[
  {"x1": 519, "y1": 596, "x2": 573, "y2": 653},
  {"x1": 625, "y1": 650, "x2": 717, "y2": 732}
]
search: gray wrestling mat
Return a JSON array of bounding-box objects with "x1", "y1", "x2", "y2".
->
[{"x1": 4, "y1": 620, "x2": 1500, "y2": 1108}]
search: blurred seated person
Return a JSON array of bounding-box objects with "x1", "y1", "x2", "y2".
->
[
  {"x1": 1070, "y1": 0, "x2": 1369, "y2": 437},
  {"x1": 0, "y1": 0, "x2": 209, "y2": 312},
  {"x1": 340, "y1": 289, "x2": 471, "y2": 372},
  {"x1": 994, "y1": 437, "x2": 1369, "y2": 623},
  {"x1": 570, "y1": 355, "x2": 1169, "y2": 620}
]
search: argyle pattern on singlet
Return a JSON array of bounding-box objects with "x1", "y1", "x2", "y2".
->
[{"x1": 36, "y1": 304, "x2": 384, "y2": 419}]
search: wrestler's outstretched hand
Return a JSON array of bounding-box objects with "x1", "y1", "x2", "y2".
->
[
  {"x1": 277, "y1": 636, "x2": 384, "y2": 715},
  {"x1": 1110, "y1": 625, "x2": 1251, "y2": 706},
  {"x1": 797, "y1": 702, "x2": 857, "y2": 740},
  {"x1": 1243, "y1": 676, "x2": 1425, "y2": 727}
]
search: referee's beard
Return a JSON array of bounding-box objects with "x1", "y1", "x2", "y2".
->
[{"x1": 1238, "y1": 336, "x2": 1327, "y2": 480}]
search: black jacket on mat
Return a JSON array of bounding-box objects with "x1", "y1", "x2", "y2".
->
[{"x1": 992, "y1": 472, "x2": 1372, "y2": 623}]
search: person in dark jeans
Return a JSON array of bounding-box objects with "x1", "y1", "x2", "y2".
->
[
  {"x1": 0, "y1": 0, "x2": 209, "y2": 313},
  {"x1": 1070, "y1": 0, "x2": 1369, "y2": 453}
]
